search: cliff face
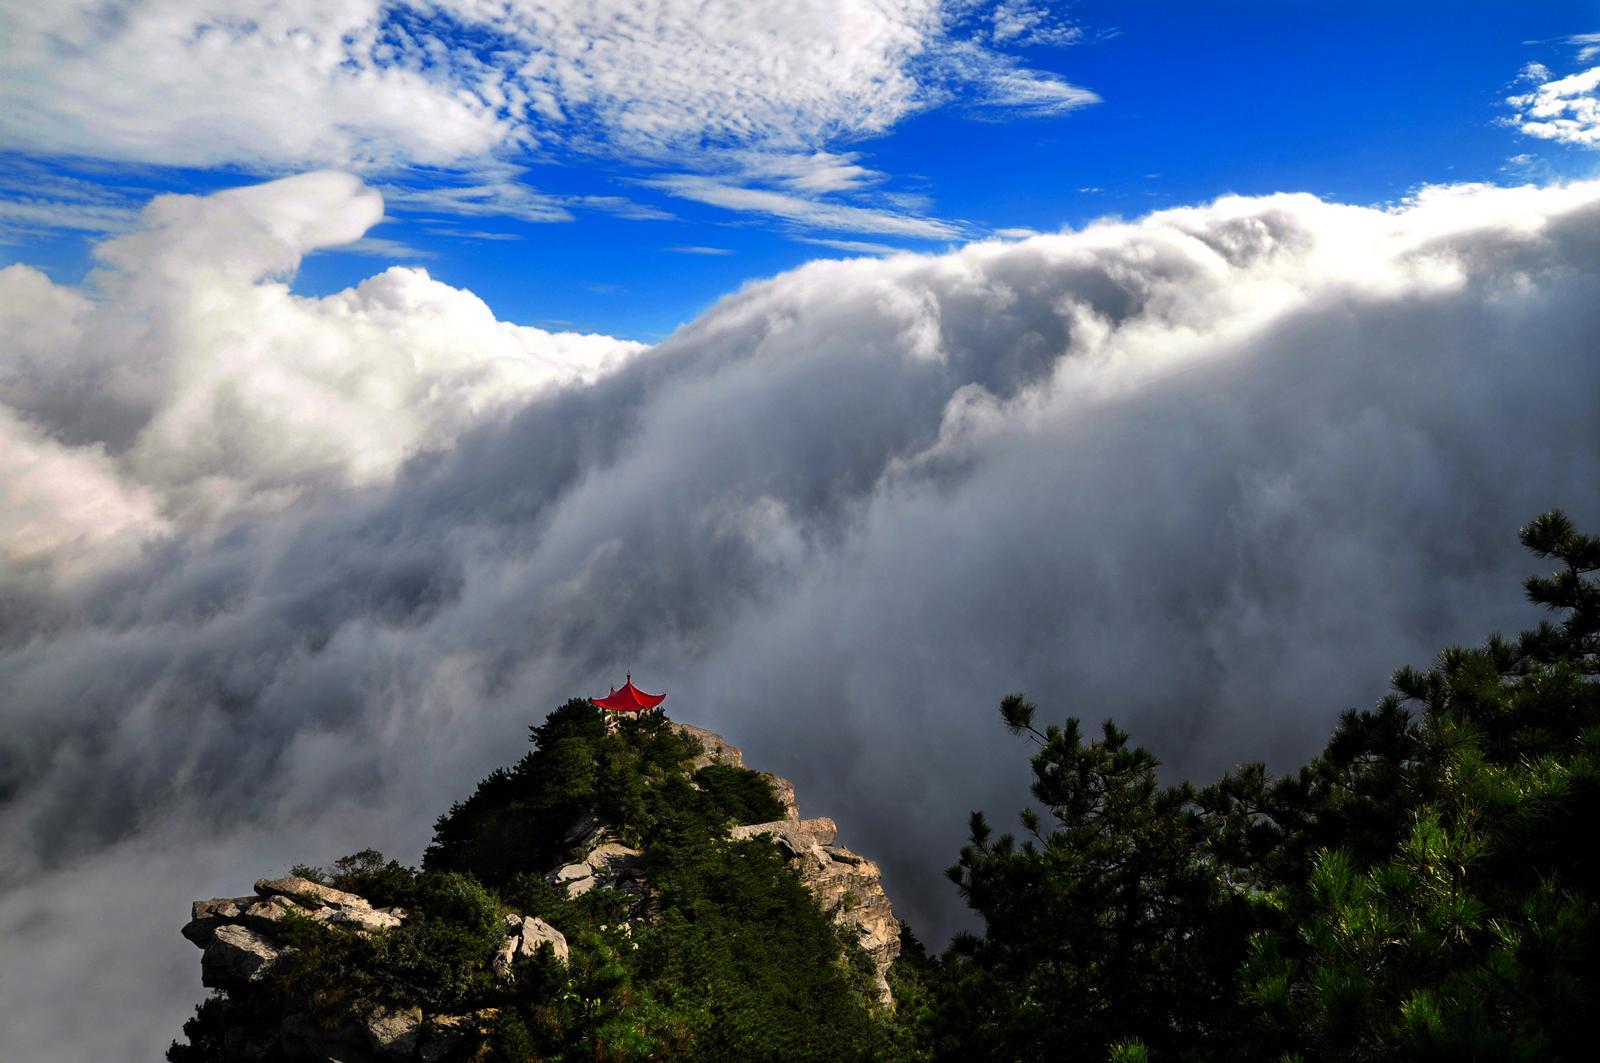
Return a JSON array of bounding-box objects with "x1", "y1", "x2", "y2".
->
[{"x1": 176, "y1": 720, "x2": 901, "y2": 1061}]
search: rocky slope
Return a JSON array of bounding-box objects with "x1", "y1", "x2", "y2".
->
[{"x1": 177, "y1": 720, "x2": 901, "y2": 1060}]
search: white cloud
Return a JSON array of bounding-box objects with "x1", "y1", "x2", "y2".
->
[
  {"x1": 0, "y1": 362, "x2": 168, "y2": 583},
  {"x1": 1567, "y1": 32, "x2": 1600, "y2": 62},
  {"x1": 728, "y1": 151, "x2": 887, "y2": 194},
  {"x1": 381, "y1": 169, "x2": 575, "y2": 223},
  {"x1": 0, "y1": 1, "x2": 1095, "y2": 168},
  {"x1": 1508, "y1": 64, "x2": 1600, "y2": 146},
  {"x1": 0, "y1": 2, "x2": 1100, "y2": 229},
  {"x1": 497, "y1": 0, "x2": 943, "y2": 157},
  {"x1": 0, "y1": 195, "x2": 136, "y2": 242},
  {"x1": 796, "y1": 236, "x2": 907, "y2": 255},
  {"x1": 0, "y1": 172, "x2": 644, "y2": 551},
  {"x1": 572, "y1": 195, "x2": 677, "y2": 221},
  {"x1": 13, "y1": 176, "x2": 1597, "y2": 1063},
  {"x1": 0, "y1": 1, "x2": 514, "y2": 170},
  {"x1": 958, "y1": 48, "x2": 1103, "y2": 116},
  {"x1": 425, "y1": 228, "x2": 526, "y2": 241},
  {"x1": 0, "y1": 162, "x2": 144, "y2": 241},
  {"x1": 648, "y1": 173, "x2": 963, "y2": 238},
  {"x1": 666, "y1": 245, "x2": 736, "y2": 256},
  {"x1": 989, "y1": 1, "x2": 1083, "y2": 47},
  {"x1": 334, "y1": 236, "x2": 436, "y2": 259}
]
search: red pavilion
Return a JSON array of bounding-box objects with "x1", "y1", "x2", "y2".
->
[{"x1": 590, "y1": 674, "x2": 666, "y2": 715}]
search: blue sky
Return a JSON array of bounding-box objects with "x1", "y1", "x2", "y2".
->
[{"x1": 4, "y1": 1, "x2": 1600, "y2": 340}]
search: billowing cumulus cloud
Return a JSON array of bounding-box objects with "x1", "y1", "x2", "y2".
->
[
  {"x1": 0, "y1": 172, "x2": 643, "y2": 545},
  {"x1": 4, "y1": 176, "x2": 1600, "y2": 1060}
]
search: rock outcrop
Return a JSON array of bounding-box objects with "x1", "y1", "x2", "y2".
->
[
  {"x1": 183, "y1": 875, "x2": 409, "y2": 993},
  {"x1": 548, "y1": 838, "x2": 646, "y2": 899},
  {"x1": 201, "y1": 924, "x2": 284, "y2": 988},
  {"x1": 492, "y1": 913, "x2": 569, "y2": 977},
  {"x1": 675, "y1": 723, "x2": 744, "y2": 768}
]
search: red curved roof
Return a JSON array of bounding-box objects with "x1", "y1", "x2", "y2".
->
[{"x1": 590, "y1": 675, "x2": 666, "y2": 713}]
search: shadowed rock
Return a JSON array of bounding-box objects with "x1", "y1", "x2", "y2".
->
[
  {"x1": 202, "y1": 925, "x2": 284, "y2": 988},
  {"x1": 182, "y1": 896, "x2": 255, "y2": 947}
]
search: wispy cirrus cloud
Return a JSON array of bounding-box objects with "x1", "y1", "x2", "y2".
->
[
  {"x1": 573, "y1": 196, "x2": 677, "y2": 221},
  {"x1": 795, "y1": 236, "x2": 907, "y2": 255},
  {"x1": 0, "y1": 2, "x2": 1102, "y2": 233},
  {"x1": 646, "y1": 173, "x2": 964, "y2": 240},
  {"x1": 423, "y1": 227, "x2": 525, "y2": 241},
  {"x1": 0, "y1": 159, "x2": 144, "y2": 242},
  {"x1": 379, "y1": 169, "x2": 576, "y2": 223},
  {"x1": 332, "y1": 236, "x2": 436, "y2": 259}
]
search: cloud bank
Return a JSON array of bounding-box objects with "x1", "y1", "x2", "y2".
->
[{"x1": 4, "y1": 176, "x2": 1600, "y2": 1060}]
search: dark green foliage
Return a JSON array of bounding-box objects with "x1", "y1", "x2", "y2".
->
[
  {"x1": 884, "y1": 926, "x2": 938, "y2": 1061},
  {"x1": 267, "y1": 911, "x2": 387, "y2": 1024},
  {"x1": 424, "y1": 701, "x2": 708, "y2": 884},
  {"x1": 164, "y1": 995, "x2": 233, "y2": 1062},
  {"x1": 379, "y1": 870, "x2": 504, "y2": 1014},
  {"x1": 920, "y1": 511, "x2": 1600, "y2": 1061},
  {"x1": 934, "y1": 714, "x2": 1253, "y2": 1059},
  {"x1": 287, "y1": 863, "x2": 328, "y2": 884},
  {"x1": 693, "y1": 762, "x2": 787, "y2": 824},
  {"x1": 424, "y1": 698, "x2": 609, "y2": 884},
  {"x1": 630, "y1": 810, "x2": 886, "y2": 1061},
  {"x1": 328, "y1": 848, "x2": 421, "y2": 909},
  {"x1": 1232, "y1": 511, "x2": 1600, "y2": 1060}
]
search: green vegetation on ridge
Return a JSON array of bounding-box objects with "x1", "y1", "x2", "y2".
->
[{"x1": 171, "y1": 709, "x2": 882, "y2": 1061}]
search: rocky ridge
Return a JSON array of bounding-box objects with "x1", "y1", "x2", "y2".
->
[{"x1": 178, "y1": 721, "x2": 900, "y2": 1058}]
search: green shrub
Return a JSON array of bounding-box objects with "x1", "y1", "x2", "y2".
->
[{"x1": 694, "y1": 762, "x2": 786, "y2": 824}]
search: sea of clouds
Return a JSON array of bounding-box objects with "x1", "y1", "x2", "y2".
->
[{"x1": 3, "y1": 174, "x2": 1599, "y2": 1060}]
